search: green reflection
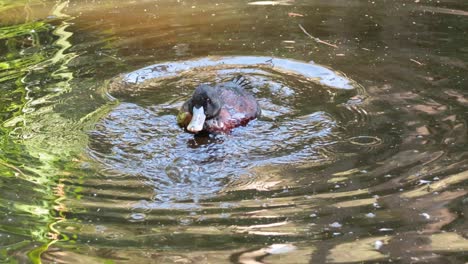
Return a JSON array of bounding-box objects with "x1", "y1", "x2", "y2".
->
[{"x1": 0, "y1": 1, "x2": 84, "y2": 263}]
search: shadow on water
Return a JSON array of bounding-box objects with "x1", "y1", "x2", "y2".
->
[{"x1": 0, "y1": 0, "x2": 467, "y2": 263}]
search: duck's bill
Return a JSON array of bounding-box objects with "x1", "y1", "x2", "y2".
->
[{"x1": 187, "y1": 106, "x2": 206, "y2": 133}]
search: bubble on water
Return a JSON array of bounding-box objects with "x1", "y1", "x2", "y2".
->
[
  {"x1": 374, "y1": 240, "x2": 384, "y2": 250},
  {"x1": 420, "y1": 213, "x2": 430, "y2": 220},
  {"x1": 129, "y1": 213, "x2": 147, "y2": 221},
  {"x1": 365, "y1": 213, "x2": 376, "y2": 218},
  {"x1": 329, "y1": 222, "x2": 342, "y2": 228}
]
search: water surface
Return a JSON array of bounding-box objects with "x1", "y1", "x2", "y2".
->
[{"x1": 0, "y1": 0, "x2": 467, "y2": 263}]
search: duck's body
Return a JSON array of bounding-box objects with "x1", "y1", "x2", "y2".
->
[{"x1": 177, "y1": 76, "x2": 261, "y2": 134}]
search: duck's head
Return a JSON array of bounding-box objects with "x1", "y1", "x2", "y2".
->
[{"x1": 186, "y1": 84, "x2": 222, "y2": 133}]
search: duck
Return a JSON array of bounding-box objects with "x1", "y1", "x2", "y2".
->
[{"x1": 177, "y1": 76, "x2": 261, "y2": 134}]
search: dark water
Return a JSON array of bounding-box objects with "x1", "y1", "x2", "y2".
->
[{"x1": 1, "y1": 0, "x2": 467, "y2": 263}]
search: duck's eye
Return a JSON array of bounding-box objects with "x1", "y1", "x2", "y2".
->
[{"x1": 206, "y1": 98, "x2": 211, "y2": 104}]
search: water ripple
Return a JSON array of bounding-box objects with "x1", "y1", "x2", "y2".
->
[{"x1": 89, "y1": 56, "x2": 363, "y2": 203}]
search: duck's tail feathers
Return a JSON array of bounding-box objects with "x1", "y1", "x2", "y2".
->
[{"x1": 232, "y1": 75, "x2": 253, "y2": 90}]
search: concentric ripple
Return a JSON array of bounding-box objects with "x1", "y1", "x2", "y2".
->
[{"x1": 88, "y1": 56, "x2": 365, "y2": 203}]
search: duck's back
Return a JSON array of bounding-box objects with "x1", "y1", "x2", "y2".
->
[{"x1": 206, "y1": 78, "x2": 261, "y2": 132}]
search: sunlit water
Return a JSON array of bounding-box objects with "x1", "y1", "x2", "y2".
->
[{"x1": 0, "y1": 0, "x2": 467, "y2": 263}]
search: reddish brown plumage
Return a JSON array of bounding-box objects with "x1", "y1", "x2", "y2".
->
[
  {"x1": 177, "y1": 76, "x2": 261, "y2": 134},
  {"x1": 205, "y1": 87, "x2": 260, "y2": 133}
]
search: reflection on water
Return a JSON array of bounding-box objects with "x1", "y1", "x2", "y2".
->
[{"x1": 0, "y1": 0, "x2": 467, "y2": 263}]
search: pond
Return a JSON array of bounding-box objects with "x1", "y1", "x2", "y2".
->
[{"x1": 0, "y1": 0, "x2": 467, "y2": 263}]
